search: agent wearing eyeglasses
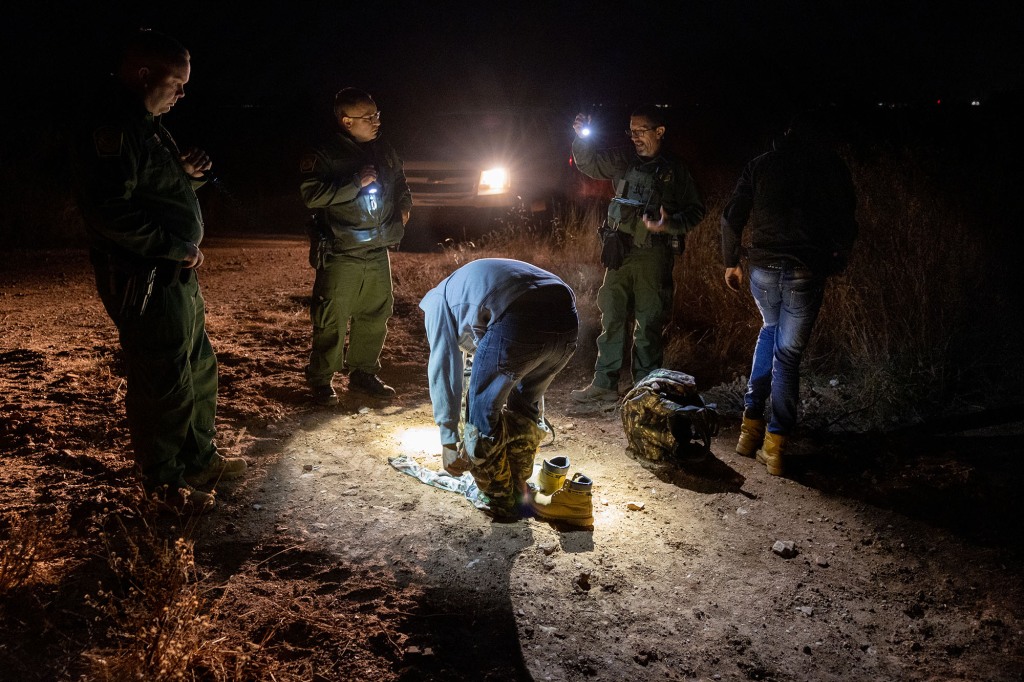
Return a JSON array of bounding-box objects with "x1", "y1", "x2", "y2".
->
[
  {"x1": 569, "y1": 105, "x2": 705, "y2": 405},
  {"x1": 299, "y1": 88, "x2": 413, "y2": 405}
]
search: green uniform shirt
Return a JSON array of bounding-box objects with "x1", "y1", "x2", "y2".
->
[
  {"x1": 571, "y1": 138, "x2": 705, "y2": 248},
  {"x1": 72, "y1": 79, "x2": 204, "y2": 264},
  {"x1": 299, "y1": 132, "x2": 412, "y2": 253}
]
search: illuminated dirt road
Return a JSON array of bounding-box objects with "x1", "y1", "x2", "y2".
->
[{"x1": 2, "y1": 238, "x2": 1021, "y2": 680}]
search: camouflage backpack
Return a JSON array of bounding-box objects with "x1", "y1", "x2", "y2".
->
[{"x1": 620, "y1": 369, "x2": 719, "y2": 464}]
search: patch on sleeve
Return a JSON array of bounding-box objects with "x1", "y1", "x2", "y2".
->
[
  {"x1": 93, "y1": 126, "x2": 123, "y2": 157},
  {"x1": 299, "y1": 154, "x2": 318, "y2": 173}
]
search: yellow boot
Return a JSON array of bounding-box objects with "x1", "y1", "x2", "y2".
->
[
  {"x1": 756, "y1": 432, "x2": 787, "y2": 476},
  {"x1": 530, "y1": 473, "x2": 594, "y2": 526},
  {"x1": 736, "y1": 416, "x2": 766, "y2": 457},
  {"x1": 528, "y1": 455, "x2": 570, "y2": 495}
]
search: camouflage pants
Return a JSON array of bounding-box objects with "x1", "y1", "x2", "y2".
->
[
  {"x1": 461, "y1": 293, "x2": 577, "y2": 502},
  {"x1": 465, "y1": 408, "x2": 549, "y2": 500}
]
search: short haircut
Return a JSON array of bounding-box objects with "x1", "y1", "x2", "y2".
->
[
  {"x1": 631, "y1": 104, "x2": 666, "y2": 129},
  {"x1": 334, "y1": 88, "x2": 375, "y2": 118},
  {"x1": 119, "y1": 28, "x2": 189, "y2": 73},
  {"x1": 785, "y1": 109, "x2": 833, "y2": 145}
]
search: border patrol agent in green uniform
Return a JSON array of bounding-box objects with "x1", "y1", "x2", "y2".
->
[
  {"x1": 569, "y1": 105, "x2": 705, "y2": 405},
  {"x1": 71, "y1": 29, "x2": 246, "y2": 514},
  {"x1": 299, "y1": 88, "x2": 412, "y2": 405}
]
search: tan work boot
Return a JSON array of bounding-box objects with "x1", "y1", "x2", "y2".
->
[
  {"x1": 756, "y1": 432, "x2": 787, "y2": 476},
  {"x1": 185, "y1": 453, "x2": 248, "y2": 487},
  {"x1": 736, "y1": 416, "x2": 767, "y2": 457},
  {"x1": 528, "y1": 455, "x2": 570, "y2": 495},
  {"x1": 530, "y1": 473, "x2": 594, "y2": 526},
  {"x1": 570, "y1": 384, "x2": 618, "y2": 404}
]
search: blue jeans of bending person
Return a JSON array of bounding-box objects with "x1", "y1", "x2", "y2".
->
[
  {"x1": 745, "y1": 264, "x2": 824, "y2": 436},
  {"x1": 463, "y1": 287, "x2": 578, "y2": 499}
]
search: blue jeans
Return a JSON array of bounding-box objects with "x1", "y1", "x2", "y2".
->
[
  {"x1": 463, "y1": 294, "x2": 578, "y2": 496},
  {"x1": 745, "y1": 265, "x2": 824, "y2": 435}
]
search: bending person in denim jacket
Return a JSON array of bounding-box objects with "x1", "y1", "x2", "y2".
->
[{"x1": 420, "y1": 258, "x2": 578, "y2": 519}]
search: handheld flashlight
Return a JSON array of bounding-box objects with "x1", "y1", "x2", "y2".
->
[{"x1": 362, "y1": 180, "x2": 382, "y2": 211}]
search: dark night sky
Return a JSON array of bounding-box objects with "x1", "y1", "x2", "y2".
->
[
  {"x1": 8, "y1": 0, "x2": 1023, "y2": 111},
  {"x1": 3, "y1": 0, "x2": 1024, "y2": 187}
]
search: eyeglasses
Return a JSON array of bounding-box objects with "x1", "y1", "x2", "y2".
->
[
  {"x1": 626, "y1": 127, "x2": 654, "y2": 138},
  {"x1": 346, "y1": 111, "x2": 382, "y2": 122}
]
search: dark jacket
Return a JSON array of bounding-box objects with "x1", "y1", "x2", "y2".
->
[
  {"x1": 299, "y1": 132, "x2": 412, "y2": 253},
  {"x1": 71, "y1": 78, "x2": 204, "y2": 265},
  {"x1": 720, "y1": 137, "x2": 858, "y2": 275},
  {"x1": 572, "y1": 139, "x2": 705, "y2": 249}
]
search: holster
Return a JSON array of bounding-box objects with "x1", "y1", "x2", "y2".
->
[
  {"x1": 91, "y1": 249, "x2": 183, "y2": 320},
  {"x1": 306, "y1": 212, "x2": 329, "y2": 269},
  {"x1": 598, "y1": 222, "x2": 631, "y2": 270}
]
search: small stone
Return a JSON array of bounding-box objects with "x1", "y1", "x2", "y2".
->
[
  {"x1": 627, "y1": 501, "x2": 645, "y2": 511},
  {"x1": 772, "y1": 540, "x2": 798, "y2": 559},
  {"x1": 815, "y1": 555, "x2": 830, "y2": 567},
  {"x1": 539, "y1": 541, "x2": 558, "y2": 555},
  {"x1": 251, "y1": 503, "x2": 263, "y2": 510},
  {"x1": 798, "y1": 606, "x2": 814, "y2": 616},
  {"x1": 302, "y1": 463, "x2": 313, "y2": 472},
  {"x1": 600, "y1": 497, "x2": 609, "y2": 506},
  {"x1": 542, "y1": 558, "x2": 557, "y2": 570}
]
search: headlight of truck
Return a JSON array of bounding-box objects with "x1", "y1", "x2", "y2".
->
[{"x1": 477, "y1": 167, "x2": 511, "y2": 195}]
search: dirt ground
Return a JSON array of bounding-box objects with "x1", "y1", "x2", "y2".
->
[{"x1": 1, "y1": 237, "x2": 1022, "y2": 681}]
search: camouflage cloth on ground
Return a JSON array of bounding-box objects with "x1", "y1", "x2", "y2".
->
[{"x1": 621, "y1": 369, "x2": 718, "y2": 463}]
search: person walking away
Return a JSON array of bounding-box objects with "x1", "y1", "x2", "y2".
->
[{"x1": 720, "y1": 112, "x2": 858, "y2": 476}]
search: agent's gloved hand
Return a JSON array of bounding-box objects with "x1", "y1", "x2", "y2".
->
[
  {"x1": 573, "y1": 113, "x2": 591, "y2": 137},
  {"x1": 442, "y1": 443, "x2": 472, "y2": 477}
]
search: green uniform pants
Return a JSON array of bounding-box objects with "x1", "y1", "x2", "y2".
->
[
  {"x1": 307, "y1": 247, "x2": 394, "y2": 386},
  {"x1": 593, "y1": 245, "x2": 674, "y2": 390},
  {"x1": 94, "y1": 262, "x2": 219, "y2": 489}
]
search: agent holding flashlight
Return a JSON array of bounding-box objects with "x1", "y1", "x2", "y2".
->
[
  {"x1": 299, "y1": 88, "x2": 413, "y2": 405},
  {"x1": 569, "y1": 105, "x2": 705, "y2": 405}
]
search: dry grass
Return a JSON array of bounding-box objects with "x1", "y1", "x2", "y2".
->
[
  {"x1": 440, "y1": 147, "x2": 1014, "y2": 432},
  {"x1": 82, "y1": 512, "x2": 221, "y2": 681},
  {"x1": 0, "y1": 512, "x2": 56, "y2": 594}
]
